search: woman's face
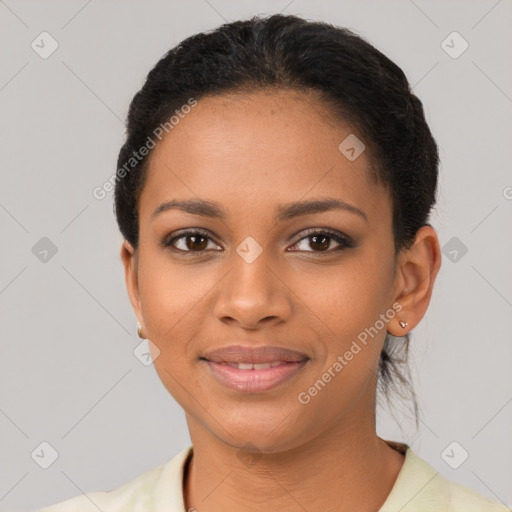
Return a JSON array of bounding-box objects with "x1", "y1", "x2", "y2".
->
[{"x1": 122, "y1": 89, "x2": 418, "y2": 452}]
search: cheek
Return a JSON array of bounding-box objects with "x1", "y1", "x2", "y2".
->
[
  {"x1": 137, "y1": 249, "x2": 211, "y2": 339},
  {"x1": 297, "y1": 253, "x2": 393, "y2": 339},
  {"x1": 295, "y1": 251, "x2": 394, "y2": 396},
  {"x1": 136, "y1": 252, "x2": 218, "y2": 391},
  {"x1": 293, "y1": 263, "x2": 388, "y2": 416}
]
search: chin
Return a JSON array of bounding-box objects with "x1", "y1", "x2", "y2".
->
[{"x1": 204, "y1": 405, "x2": 314, "y2": 454}]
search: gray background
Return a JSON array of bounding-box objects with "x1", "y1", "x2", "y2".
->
[{"x1": 1, "y1": 0, "x2": 511, "y2": 510}]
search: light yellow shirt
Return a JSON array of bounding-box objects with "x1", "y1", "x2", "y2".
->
[{"x1": 37, "y1": 441, "x2": 509, "y2": 511}]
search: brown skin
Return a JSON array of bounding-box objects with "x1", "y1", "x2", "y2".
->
[{"x1": 121, "y1": 89, "x2": 442, "y2": 511}]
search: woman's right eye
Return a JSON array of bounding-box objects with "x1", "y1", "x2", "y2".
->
[{"x1": 163, "y1": 230, "x2": 222, "y2": 253}]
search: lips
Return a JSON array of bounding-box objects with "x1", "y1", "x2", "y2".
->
[
  {"x1": 202, "y1": 345, "x2": 309, "y2": 365},
  {"x1": 201, "y1": 345, "x2": 310, "y2": 393}
]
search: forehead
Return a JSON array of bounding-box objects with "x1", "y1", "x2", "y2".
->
[{"x1": 139, "y1": 89, "x2": 390, "y2": 222}]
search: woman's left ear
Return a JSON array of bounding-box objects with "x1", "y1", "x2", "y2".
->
[{"x1": 388, "y1": 226, "x2": 442, "y2": 336}]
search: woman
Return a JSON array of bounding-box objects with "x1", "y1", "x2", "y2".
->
[{"x1": 38, "y1": 13, "x2": 508, "y2": 512}]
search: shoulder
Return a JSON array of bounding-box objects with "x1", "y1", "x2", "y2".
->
[
  {"x1": 380, "y1": 443, "x2": 510, "y2": 512},
  {"x1": 36, "y1": 446, "x2": 192, "y2": 512}
]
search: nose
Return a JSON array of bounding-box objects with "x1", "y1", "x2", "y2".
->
[{"x1": 213, "y1": 252, "x2": 293, "y2": 330}]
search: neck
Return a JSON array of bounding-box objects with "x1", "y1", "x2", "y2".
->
[{"x1": 183, "y1": 408, "x2": 405, "y2": 512}]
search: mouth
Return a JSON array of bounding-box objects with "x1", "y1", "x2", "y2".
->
[{"x1": 200, "y1": 345, "x2": 310, "y2": 393}]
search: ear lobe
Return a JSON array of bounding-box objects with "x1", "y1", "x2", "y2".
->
[
  {"x1": 120, "y1": 240, "x2": 143, "y2": 322},
  {"x1": 389, "y1": 226, "x2": 442, "y2": 335}
]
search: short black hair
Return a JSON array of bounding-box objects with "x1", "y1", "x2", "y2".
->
[{"x1": 114, "y1": 14, "x2": 439, "y2": 422}]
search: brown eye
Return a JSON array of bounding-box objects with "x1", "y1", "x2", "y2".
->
[
  {"x1": 163, "y1": 230, "x2": 221, "y2": 253},
  {"x1": 290, "y1": 229, "x2": 354, "y2": 253},
  {"x1": 184, "y1": 234, "x2": 208, "y2": 251},
  {"x1": 308, "y1": 234, "x2": 331, "y2": 251}
]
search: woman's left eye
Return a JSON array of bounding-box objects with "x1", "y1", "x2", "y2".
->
[{"x1": 290, "y1": 229, "x2": 354, "y2": 253}]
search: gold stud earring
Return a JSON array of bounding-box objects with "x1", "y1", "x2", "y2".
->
[{"x1": 399, "y1": 320, "x2": 408, "y2": 329}]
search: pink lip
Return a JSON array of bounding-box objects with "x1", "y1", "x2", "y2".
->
[
  {"x1": 201, "y1": 344, "x2": 310, "y2": 393},
  {"x1": 204, "y1": 360, "x2": 308, "y2": 393},
  {"x1": 202, "y1": 345, "x2": 309, "y2": 364}
]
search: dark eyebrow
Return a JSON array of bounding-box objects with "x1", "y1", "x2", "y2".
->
[
  {"x1": 151, "y1": 198, "x2": 368, "y2": 224},
  {"x1": 151, "y1": 199, "x2": 225, "y2": 220},
  {"x1": 276, "y1": 198, "x2": 368, "y2": 224}
]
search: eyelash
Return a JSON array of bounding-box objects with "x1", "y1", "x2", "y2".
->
[{"x1": 162, "y1": 228, "x2": 355, "y2": 256}]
